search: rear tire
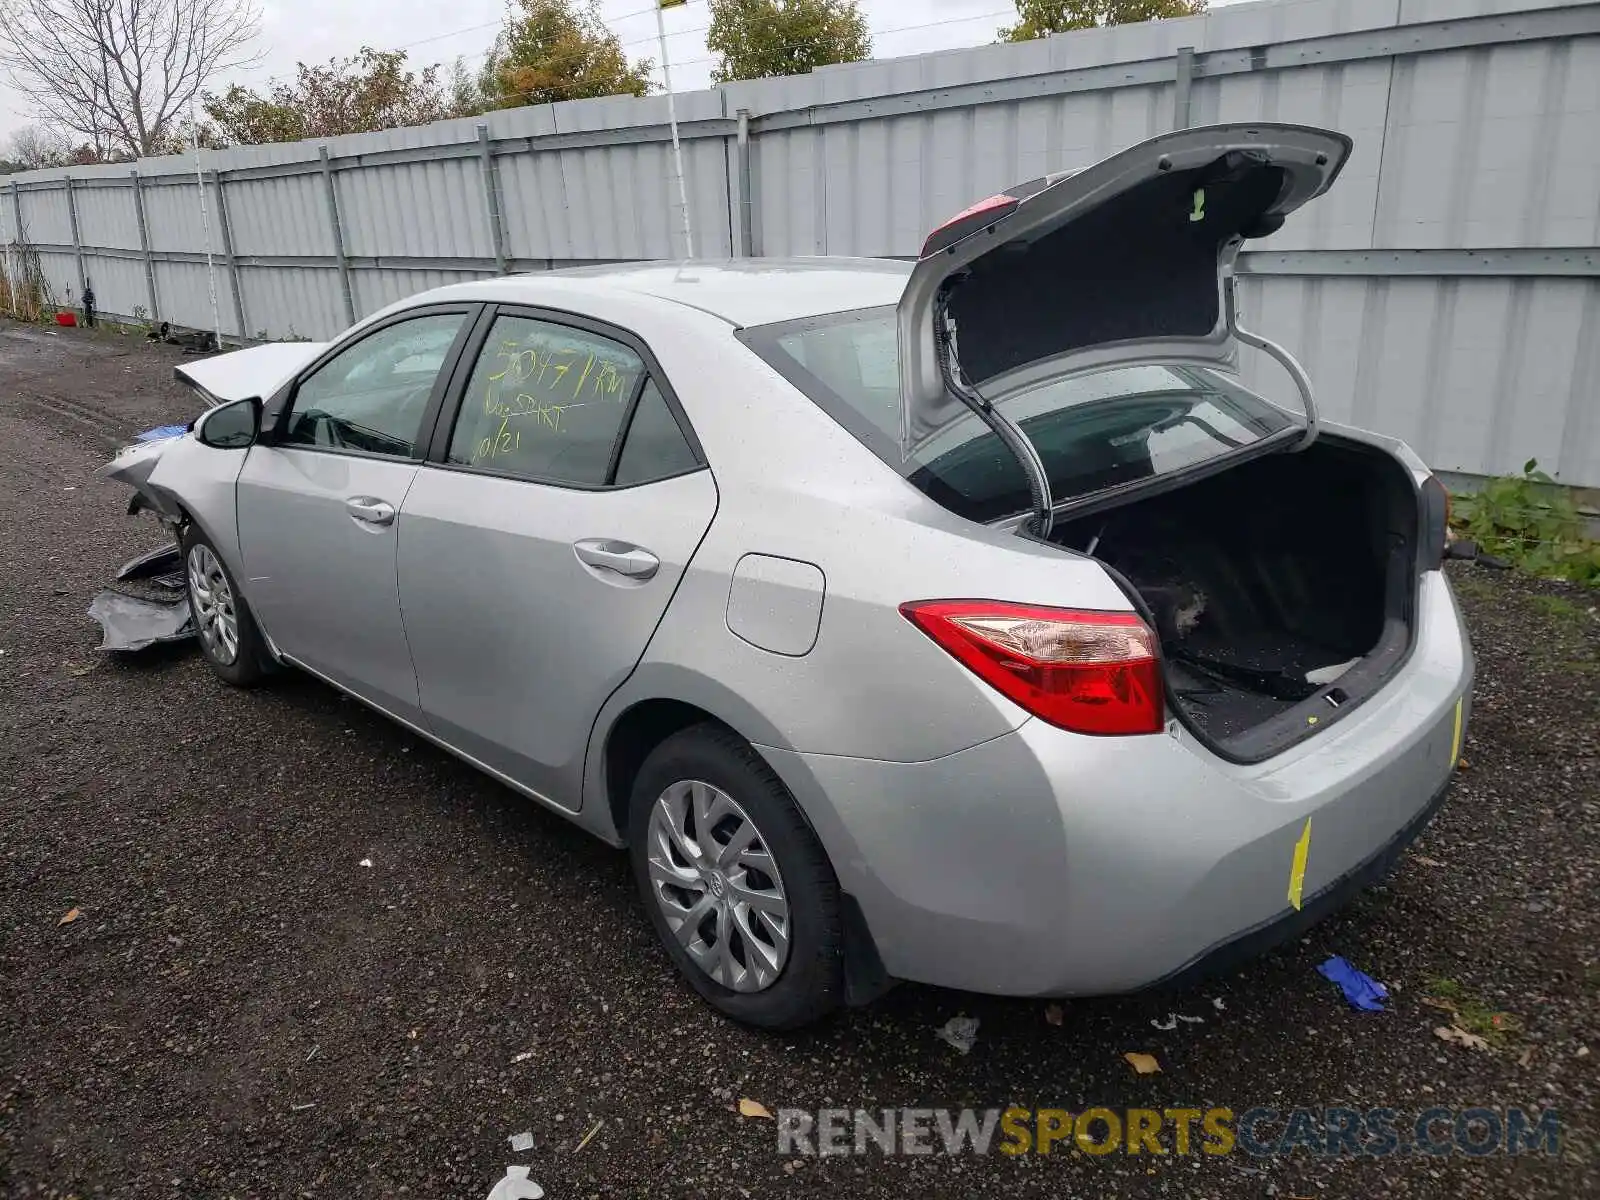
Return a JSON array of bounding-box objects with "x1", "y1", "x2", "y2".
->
[
  {"x1": 181, "y1": 525, "x2": 267, "y2": 687},
  {"x1": 628, "y1": 724, "x2": 843, "y2": 1029}
]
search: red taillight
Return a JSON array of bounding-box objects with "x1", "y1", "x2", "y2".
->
[{"x1": 900, "y1": 600, "x2": 1164, "y2": 736}]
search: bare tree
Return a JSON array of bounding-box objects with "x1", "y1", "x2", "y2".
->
[
  {"x1": 4, "y1": 124, "x2": 70, "y2": 168},
  {"x1": 0, "y1": 0, "x2": 261, "y2": 160}
]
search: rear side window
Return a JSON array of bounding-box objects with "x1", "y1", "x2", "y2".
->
[
  {"x1": 740, "y1": 307, "x2": 1294, "y2": 523},
  {"x1": 614, "y1": 381, "x2": 699, "y2": 486}
]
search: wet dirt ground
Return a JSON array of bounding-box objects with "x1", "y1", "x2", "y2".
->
[{"x1": 1, "y1": 320, "x2": 1595, "y2": 1198}]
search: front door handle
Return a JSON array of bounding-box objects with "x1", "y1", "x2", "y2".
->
[
  {"x1": 345, "y1": 496, "x2": 396, "y2": 526},
  {"x1": 573, "y1": 539, "x2": 660, "y2": 580}
]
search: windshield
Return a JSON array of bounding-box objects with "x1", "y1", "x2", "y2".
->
[{"x1": 740, "y1": 306, "x2": 1296, "y2": 523}]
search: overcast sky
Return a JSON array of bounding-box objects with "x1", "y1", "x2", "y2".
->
[{"x1": 0, "y1": 0, "x2": 1249, "y2": 144}]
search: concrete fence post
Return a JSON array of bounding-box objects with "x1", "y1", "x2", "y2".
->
[
  {"x1": 319, "y1": 146, "x2": 357, "y2": 325},
  {"x1": 477, "y1": 124, "x2": 509, "y2": 275},
  {"x1": 212, "y1": 171, "x2": 249, "y2": 343},
  {"x1": 130, "y1": 171, "x2": 161, "y2": 322}
]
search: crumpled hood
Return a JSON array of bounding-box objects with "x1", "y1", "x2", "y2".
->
[{"x1": 174, "y1": 341, "x2": 329, "y2": 407}]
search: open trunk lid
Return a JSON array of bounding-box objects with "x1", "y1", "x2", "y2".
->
[
  {"x1": 173, "y1": 341, "x2": 329, "y2": 408},
  {"x1": 896, "y1": 123, "x2": 1352, "y2": 461}
]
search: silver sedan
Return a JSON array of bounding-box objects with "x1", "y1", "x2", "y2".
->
[{"x1": 102, "y1": 123, "x2": 1472, "y2": 1027}]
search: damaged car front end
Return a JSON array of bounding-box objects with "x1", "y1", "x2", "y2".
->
[{"x1": 90, "y1": 340, "x2": 329, "y2": 652}]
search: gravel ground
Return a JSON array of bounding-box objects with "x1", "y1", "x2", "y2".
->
[{"x1": 1, "y1": 319, "x2": 1595, "y2": 1199}]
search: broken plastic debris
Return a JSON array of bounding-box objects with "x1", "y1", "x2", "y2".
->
[
  {"x1": 116, "y1": 543, "x2": 185, "y2": 591},
  {"x1": 87, "y1": 589, "x2": 193, "y2": 651},
  {"x1": 507, "y1": 1130, "x2": 535, "y2": 1153},
  {"x1": 1150, "y1": 1012, "x2": 1205, "y2": 1031},
  {"x1": 1305, "y1": 657, "x2": 1360, "y2": 686},
  {"x1": 359, "y1": 858, "x2": 373, "y2": 868},
  {"x1": 1124, "y1": 1052, "x2": 1161, "y2": 1075},
  {"x1": 738, "y1": 1098, "x2": 773, "y2": 1119},
  {"x1": 1211, "y1": 997, "x2": 1226, "y2": 1012},
  {"x1": 1317, "y1": 955, "x2": 1388, "y2": 1012},
  {"x1": 486, "y1": 1165, "x2": 545, "y2": 1200},
  {"x1": 936, "y1": 1015, "x2": 979, "y2": 1054}
]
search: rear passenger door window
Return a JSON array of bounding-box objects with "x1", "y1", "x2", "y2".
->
[{"x1": 448, "y1": 315, "x2": 647, "y2": 487}]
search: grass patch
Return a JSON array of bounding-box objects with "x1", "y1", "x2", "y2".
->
[
  {"x1": 1423, "y1": 976, "x2": 1522, "y2": 1047},
  {"x1": 1452, "y1": 461, "x2": 1600, "y2": 585}
]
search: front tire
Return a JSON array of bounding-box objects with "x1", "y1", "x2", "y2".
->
[
  {"x1": 628, "y1": 724, "x2": 843, "y2": 1029},
  {"x1": 181, "y1": 526, "x2": 266, "y2": 687}
]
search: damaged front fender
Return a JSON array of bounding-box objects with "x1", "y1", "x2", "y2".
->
[
  {"x1": 96, "y1": 425, "x2": 252, "y2": 590},
  {"x1": 97, "y1": 433, "x2": 190, "y2": 520}
]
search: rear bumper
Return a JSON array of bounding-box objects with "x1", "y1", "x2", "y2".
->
[
  {"x1": 757, "y1": 571, "x2": 1473, "y2": 997},
  {"x1": 1148, "y1": 770, "x2": 1452, "y2": 993}
]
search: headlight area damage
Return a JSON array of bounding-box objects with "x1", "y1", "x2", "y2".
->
[
  {"x1": 88, "y1": 425, "x2": 199, "y2": 652},
  {"x1": 86, "y1": 339, "x2": 329, "y2": 652}
]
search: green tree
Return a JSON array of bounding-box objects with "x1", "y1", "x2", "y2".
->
[
  {"x1": 999, "y1": 0, "x2": 1207, "y2": 42},
  {"x1": 480, "y1": 0, "x2": 654, "y2": 109},
  {"x1": 707, "y1": 0, "x2": 871, "y2": 84},
  {"x1": 203, "y1": 48, "x2": 471, "y2": 145}
]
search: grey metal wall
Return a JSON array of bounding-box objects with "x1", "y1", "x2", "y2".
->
[{"x1": 3, "y1": 0, "x2": 1598, "y2": 487}]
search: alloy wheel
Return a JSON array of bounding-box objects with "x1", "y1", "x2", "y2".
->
[
  {"x1": 645, "y1": 780, "x2": 791, "y2": 993},
  {"x1": 186, "y1": 544, "x2": 240, "y2": 666}
]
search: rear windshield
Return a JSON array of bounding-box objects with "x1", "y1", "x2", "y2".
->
[{"x1": 739, "y1": 306, "x2": 1295, "y2": 523}]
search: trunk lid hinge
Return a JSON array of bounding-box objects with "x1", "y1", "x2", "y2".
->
[
  {"x1": 933, "y1": 284, "x2": 1057, "y2": 538},
  {"x1": 1225, "y1": 270, "x2": 1320, "y2": 451}
]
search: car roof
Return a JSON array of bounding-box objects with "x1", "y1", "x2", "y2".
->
[{"x1": 438, "y1": 258, "x2": 912, "y2": 328}]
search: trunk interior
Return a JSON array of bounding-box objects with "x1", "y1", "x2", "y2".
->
[{"x1": 1049, "y1": 436, "x2": 1420, "y2": 760}]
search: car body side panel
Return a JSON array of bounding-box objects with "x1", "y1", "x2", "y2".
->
[
  {"x1": 132, "y1": 434, "x2": 251, "y2": 579},
  {"x1": 397, "y1": 466, "x2": 718, "y2": 811}
]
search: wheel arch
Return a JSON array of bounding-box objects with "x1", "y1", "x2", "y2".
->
[{"x1": 588, "y1": 683, "x2": 893, "y2": 1006}]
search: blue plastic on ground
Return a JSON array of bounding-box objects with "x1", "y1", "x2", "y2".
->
[
  {"x1": 1317, "y1": 955, "x2": 1389, "y2": 1011},
  {"x1": 134, "y1": 424, "x2": 188, "y2": 442}
]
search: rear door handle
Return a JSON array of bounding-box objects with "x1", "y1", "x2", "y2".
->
[
  {"x1": 345, "y1": 496, "x2": 396, "y2": 526},
  {"x1": 573, "y1": 539, "x2": 660, "y2": 580}
]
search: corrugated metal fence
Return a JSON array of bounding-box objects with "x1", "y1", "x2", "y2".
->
[{"x1": 3, "y1": 0, "x2": 1598, "y2": 486}]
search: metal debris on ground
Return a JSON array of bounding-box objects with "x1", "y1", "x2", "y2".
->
[
  {"x1": 1316, "y1": 955, "x2": 1389, "y2": 1012},
  {"x1": 936, "y1": 1015, "x2": 979, "y2": 1054},
  {"x1": 87, "y1": 589, "x2": 192, "y2": 652},
  {"x1": 507, "y1": 1131, "x2": 535, "y2": 1153}
]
